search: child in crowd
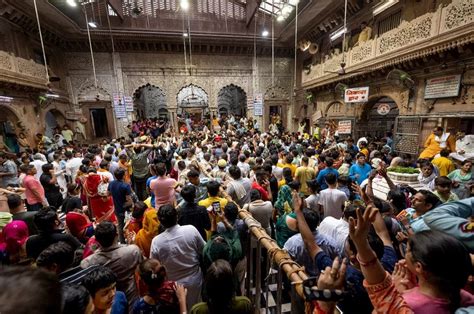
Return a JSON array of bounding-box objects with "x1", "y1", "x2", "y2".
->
[
  {"x1": 134, "y1": 258, "x2": 187, "y2": 314},
  {"x1": 433, "y1": 176, "x2": 459, "y2": 203}
]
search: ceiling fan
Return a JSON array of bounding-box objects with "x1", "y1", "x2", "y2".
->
[{"x1": 323, "y1": 0, "x2": 366, "y2": 77}]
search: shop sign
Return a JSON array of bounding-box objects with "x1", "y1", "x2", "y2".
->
[
  {"x1": 377, "y1": 103, "x2": 391, "y2": 115},
  {"x1": 344, "y1": 87, "x2": 369, "y2": 103},
  {"x1": 338, "y1": 120, "x2": 352, "y2": 134},
  {"x1": 424, "y1": 74, "x2": 461, "y2": 99},
  {"x1": 254, "y1": 93, "x2": 263, "y2": 116},
  {"x1": 124, "y1": 96, "x2": 134, "y2": 112}
]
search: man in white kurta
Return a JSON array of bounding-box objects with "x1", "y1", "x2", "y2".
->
[
  {"x1": 150, "y1": 205, "x2": 206, "y2": 309},
  {"x1": 450, "y1": 133, "x2": 474, "y2": 162}
]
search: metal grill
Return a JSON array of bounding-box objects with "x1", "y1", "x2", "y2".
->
[{"x1": 394, "y1": 116, "x2": 422, "y2": 155}]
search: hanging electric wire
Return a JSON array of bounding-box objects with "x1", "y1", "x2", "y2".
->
[
  {"x1": 271, "y1": 0, "x2": 275, "y2": 87},
  {"x1": 84, "y1": 4, "x2": 98, "y2": 88},
  {"x1": 182, "y1": 12, "x2": 188, "y2": 76},
  {"x1": 187, "y1": 14, "x2": 193, "y2": 76},
  {"x1": 294, "y1": 0, "x2": 298, "y2": 91},
  {"x1": 32, "y1": 0, "x2": 49, "y2": 84}
]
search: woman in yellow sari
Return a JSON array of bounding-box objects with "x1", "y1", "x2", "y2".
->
[{"x1": 135, "y1": 209, "x2": 160, "y2": 257}]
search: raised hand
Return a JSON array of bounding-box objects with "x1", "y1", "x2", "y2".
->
[
  {"x1": 318, "y1": 257, "x2": 347, "y2": 290},
  {"x1": 349, "y1": 204, "x2": 378, "y2": 246},
  {"x1": 392, "y1": 260, "x2": 416, "y2": 293}
]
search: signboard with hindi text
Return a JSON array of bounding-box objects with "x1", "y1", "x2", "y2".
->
[
  {"x1": 124, "y1": 96, "x2": 134, "y2": 112},
  {"x1": 424, "y1": 74, "x2": 461, "y2": 99},
  {"x1": 344, "y1": 87, "x2": 369, "y2": 103},
  {"x1": 338, "y1": 120, "x2": 352, "y2": 134},
  {"x1": 253, "y1": 93, "x2": 263, "y2": 116}
]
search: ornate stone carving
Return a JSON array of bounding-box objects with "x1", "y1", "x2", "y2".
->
[
  {"x1": 0, "y1": 51, "x2": 13, "y2": 71},
  {"x1": 16, "y1": 58, "x2": 47, "y2": 79},
  {"x1": 443, "y1": 0, "x2": 474, "y2": 31},
  {"x1": 351, "y1": 40, "x2": 374, "y2": 65},
  {"x1": 323, "y1": 54, "x2": 344, "y2": 73},
  {"x1": 264, "y1": 85, "x2": 289, "y2": 100},
  {"x1": 378, "y1": 14, "x2": 433, "y2": 55}
]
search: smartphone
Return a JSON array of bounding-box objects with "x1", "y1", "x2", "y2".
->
[{"x1": 211, "y1": 201, "x2": 221, "y2": 214}]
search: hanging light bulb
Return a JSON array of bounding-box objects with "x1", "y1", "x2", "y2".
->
[
  {"x1": 180, "y1": 0, "x2": 190, "y2": 11},
  {"x1": 88, "y1": 21, "x2": 98, "y2": 28},
  {"x1": 66, "y1": 0, "x2": 77, "y2": 7},
  {"x1": 262, "y1": 29, "x2": 269, "y2": 37},
  {"x1": 183, "y1": 32, "x2": 189, "y2": 37}
]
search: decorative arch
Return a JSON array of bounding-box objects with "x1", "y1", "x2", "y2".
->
[
  {"x1": 77, "y1": 84, "x2": 112, "y2": 102},
  {"x1": 133, "y1": 83, "x2": 167, "y2": 119},
  {"x1": 176, "y1": 84, "x2": 209, "y2": 117},
  {"x1": 354, "y1": 95, "x2": 399, "y2": 139},
  {"x1": 325, "y1": 101, "x2": 345, "y2": 116},
  {"x1": 0, "y1": 105, "x2": 23, "y2": 152},
  {"x1": 264, "y1": 85, "x2": 289, "y2": 100},
  {"x1": 44, "y1": 109, "x2": 66, "y2": 138},
  {"x1": 217, "y1": 84, "x2": 247, "y2": 117}
]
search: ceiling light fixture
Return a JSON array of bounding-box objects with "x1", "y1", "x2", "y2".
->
[
  {"x1": 66, "y1": 0, "x2": 77, "y2": 7},
  {"x1": 45, "y1": 93, "x2": 60, "y2": 98},
  {"x1": 329, "y1": 26, "x2": 347, "y2": 41},
  {"x1": 180, "y1": 0, "x2": 189, "y2": 11},
  {"x1": 262, "y1": 29, "x2": 269, "y2": 37},
  {"x1": 0, "y1": 96, "x2": 13, "y2": 102},
  {"x1": 373, "y1": 0, "x2": 399, "y2": 16},
  {"x1": 88, "y1": 21, "x2": 97, "y2": 28},
  {"x1": 183, "y1": 32, "x2": 188, "y2": 37}
]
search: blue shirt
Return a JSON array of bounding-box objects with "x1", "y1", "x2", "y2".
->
[
  {"x1": 316, "y1": 167, "x2": 339, "y2": 190},
  {"x1": 315, "y1": 246, "x2": 397, "y2": 313},
  {"x1": 111, "y1": 291, "x2": 128, "y2": 314},
  {"x1": 146, "y1": 175, "x2": 158, "y2": 208},
  {"x1": 348, "y1": 163, "x2": 372, "y2": 185},
  {"x1": 108, "y1": 180, "x2": 132, "y2": 214}
]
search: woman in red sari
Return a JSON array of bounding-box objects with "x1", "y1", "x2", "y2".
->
[{"x1": 83, "y1": 168, "x2": 116, "y2": 223}]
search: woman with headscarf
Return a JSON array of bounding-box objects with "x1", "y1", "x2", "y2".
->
[
  {"x1": 0, "y1": 220, "x2": 29, "y2": 265},
  {"x1": 274, "y1": 182, "x2": 299, "y2": 248},
  {"x1": 83, "y1": 168, "x2": 116, "y2": 223},
  {"x1": 135, "y1": 209, "x2": 160, "y2": 257}
]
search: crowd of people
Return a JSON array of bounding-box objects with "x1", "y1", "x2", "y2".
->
[{"x1": 0, "y1": 115, "x2": 473, "y2": 314}]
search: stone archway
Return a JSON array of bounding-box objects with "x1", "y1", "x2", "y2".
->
[
  {"x1": 133, "y1": 83, "x2": 167, "y2": 120},
  {"x1": 176, "y1": 84, "x2": 209, "y2": 121},
  {"x1": 355, "y1": 96, "x2": 399, "y2": 139},
  {"x1": 263, "y1": 85, "x2": 290, "y2": 131},
  {"x1": 325, "y1": 101, "x2": 345, "y2": 117},
  {"x1": 44, "y1": 109, "x2": 66, "y2": 139},
  {"x1": 217, "y1": 84, "x2": 247, "y2": 117},
  {"x1": 0, "y1": 105, "x2": 22, "y2": 152}
]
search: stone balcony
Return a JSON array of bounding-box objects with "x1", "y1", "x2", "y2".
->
[
  {"x1": 0, "y1": 51, "x2": 49, "y2": 90},
  {"x1": 302, "y1": 0, "x2": 474, "y2": 89}
]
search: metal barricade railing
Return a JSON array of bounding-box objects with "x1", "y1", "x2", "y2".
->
[{"x1": 239, "y1": 208, "x2": 309, "y2": 313}]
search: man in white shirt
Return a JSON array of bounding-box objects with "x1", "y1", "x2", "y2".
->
[
  {"x1": 450, "y1": 133, "x2": 474, "y2": 162},
  {"x1": 65, "y1": 151, "x2": 82, "y2": 183},
  {"x1": 150, "y1": 205, "x2": 205, "y2": 310},
  {"x1": 318, "y1": 172, "x2": 348, "y2": 219},
  {"x1": 237, "y1": 154, "x2": 250, "y2": 178},
  {"x1": 30, "y1": 154, "x2": 47, "y2": 180}
]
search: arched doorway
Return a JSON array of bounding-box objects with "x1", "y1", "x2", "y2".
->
[
  {"x1": 133, "y1": 84, "x2": 168, "y2": 120},
  {"x1": 355, "y1": 96, "x2": 398, "y2": 139},
  {"x1": 0, "y1": 105, "x2": 21, "y2": 153},
  {"x1": 264, "y1": 86, "x2": 290, "y2": 131},
  {"x1": 45, "y1": 109, "x2": 66, "y2": 139},
  {"x1": 177, "y1": 84, "x2": 209, "y2": 124},
  {"x1": 217, "y1": 85, "x2": 247, "y2": 118}
]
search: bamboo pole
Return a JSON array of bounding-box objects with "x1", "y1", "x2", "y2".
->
[{"x1": 238, "y1": 208, "x2": 309, "y2": 298}]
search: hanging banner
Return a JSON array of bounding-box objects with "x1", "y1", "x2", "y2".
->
[
  {"x1": 124, "y1": 96, "x2": 134, "y2": 112},
  {"x1": 337, "y1": 120, "x2": 352, "y2": 134},
  {"x1": 344, "y1": 87, "x2": 369, "y2": 103},
  {"x1": 424, "y1": 74, "x2": 461, "y2": 99},
  {"x1": 253, "y1": 93, "x2": 263, "y2": 116}
]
